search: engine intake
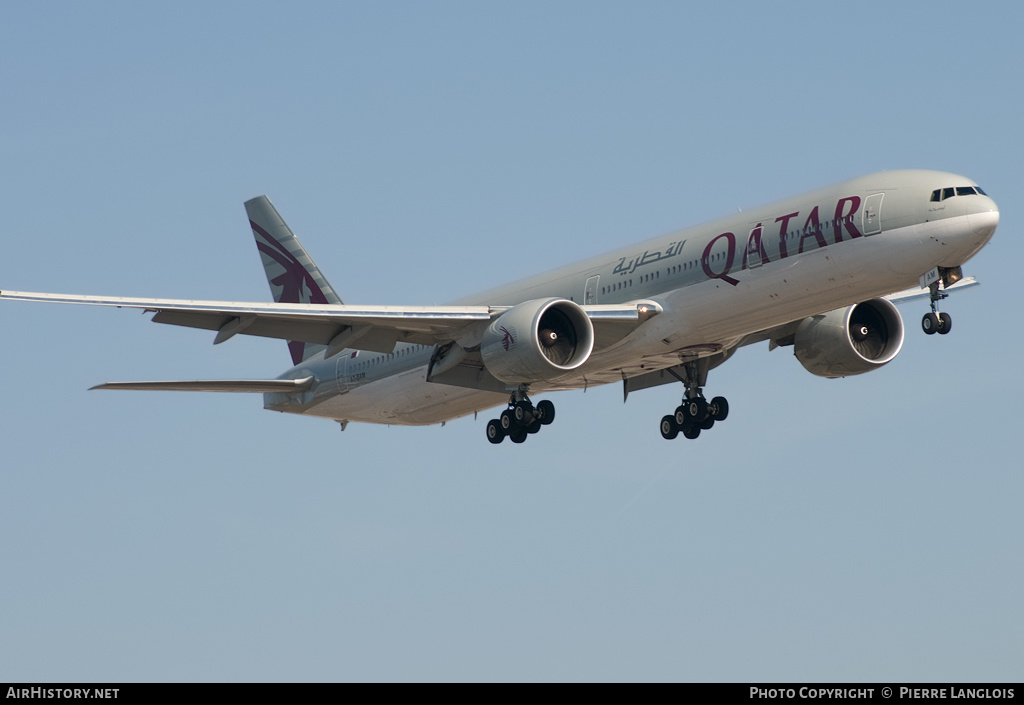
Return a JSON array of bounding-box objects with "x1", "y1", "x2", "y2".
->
[
  {"x1": 481, "y1": 298, "x2": 594, "y2": 383},
  {"x1": 794, "y1": 298, "x2": 904, "y2": 378}
]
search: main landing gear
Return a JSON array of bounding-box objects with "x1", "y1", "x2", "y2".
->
[
  {"x1": 486, "y1": 386, "x2": 555, "y2": 444},
  {"x1": 658, "y1": 359, "x2": 729, "y2": 441}
]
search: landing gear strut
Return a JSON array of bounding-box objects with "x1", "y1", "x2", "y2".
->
[
  {"x1": 486, "y1": 385, "x2": 555, "y2": 444},
  {"x1": 658, "y1": 359, "x2": 729, "y2": 441},
  {"x1": 921, "y1": 281, "x2": 952, "y2": 335},
  {"x1": 921, "y1": 268, "x2": 959, "y2": 335}
]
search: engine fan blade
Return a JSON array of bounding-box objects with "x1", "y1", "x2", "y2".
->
[
  {"x1": 538, "y1": 310, "x2": 578, "y2": 365},
  {"x1": 849, "y1": 306, "x2": 887, "y2": 359}
]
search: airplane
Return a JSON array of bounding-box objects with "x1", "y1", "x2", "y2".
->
[{"x1": 0, "y1": 170, "x2": 998, "y2": 444}]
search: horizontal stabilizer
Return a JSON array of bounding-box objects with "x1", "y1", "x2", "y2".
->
[{"x1": 90, "y1": 377, "x2": 315, "y2": 393}]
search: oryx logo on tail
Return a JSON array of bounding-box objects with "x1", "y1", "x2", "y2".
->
[{"x1": 244, "y1": 196, "x2": 343, "y2": 365}]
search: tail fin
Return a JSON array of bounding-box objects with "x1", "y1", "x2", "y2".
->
[{"x1": 244, "y1": 196, "x2": 342, "y2": 365}]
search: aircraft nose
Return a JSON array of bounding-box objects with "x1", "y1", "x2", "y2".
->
[{"x1": 966, "y1": 196, "x2": 999, "y2": 240}]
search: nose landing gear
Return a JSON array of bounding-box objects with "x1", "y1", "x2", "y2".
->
[
  {"x1": 921, "y1": 267, "x2": 961, "y2": 335},
  {"x1": 921, "y1": 310, "x2": 952, "y2": 335},
  {"x1": 921, "y1": 279, "x2": 952, "y2": 335}
]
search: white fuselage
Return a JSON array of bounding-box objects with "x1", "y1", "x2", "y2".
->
[{"x1": 265, "y1": 170, "x2": 998, "y2": 426}]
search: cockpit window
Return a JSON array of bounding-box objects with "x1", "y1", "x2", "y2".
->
[{"x1": 931, "y1": 185, "x2": 987, "y2": 202}]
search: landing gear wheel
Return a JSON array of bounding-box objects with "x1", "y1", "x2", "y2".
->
[
  {"x1": 699, "y1": 417, "x2": 715, "y2": 431},
  {"x1": 709, "y1": 396, "x2": 729, "y2": 421},
  {"x1": 660, "y1": 415, "x2": 679, "y2": 440},
  {"x1": 937, "y1": 312, "x2": 952, "y2": 335},
  {"x1": 681, "y1": 423, "x2": 701, "y2": 440},
  {"x1": 674, "y1": 406, "x2": 687, "y2": 427},
  {"x1": 500, "y1": 409, "x2": 517, "y2": 431},
  {"x1": 490, "y1": 386, "x2": 556, "y2": 444},
  {"x1": 513, "y1": 401, "x2": 534, "y2": 426},
  {"x1": 486, "y1": 419, "x2": 505, "y2": 444},
  {"x1": 686, "y1": 398, "x2": 708, "y2": 422},
  {"x1": 922, "y1": 312, "x2": 939, "y2": 335},
  {"x1": 535, "y1": 399, "x2": 556, "y2": 425}
]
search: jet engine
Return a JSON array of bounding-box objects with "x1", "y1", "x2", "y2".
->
[
  {"x1": 480, "y1": 298, "x2": 595, "y2": 384},
  {"x1": 793, "y1": 298, "x2": 904, "y2": 378}
]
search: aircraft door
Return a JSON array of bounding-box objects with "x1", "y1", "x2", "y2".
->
[
  {"x1": 745, "y1": 225, "x2": 765, "y2": 268},
  {"x1": 863, "y1": 193, "x2": 884, "y2": 235},
  {"x1": 336, "y1": 354, "x2": 351, "y2": 393},
  {"x1": 584, "y1": 275, "x2": 600, "y2": 305}
]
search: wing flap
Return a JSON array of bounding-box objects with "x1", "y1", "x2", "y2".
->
[{"x1": 150, "y1": 309, "x2": 342, "y2": 345}]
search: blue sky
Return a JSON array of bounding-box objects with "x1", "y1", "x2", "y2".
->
[{"x1": 1, "y1": 1, "x2": 1021, "y2": 682}]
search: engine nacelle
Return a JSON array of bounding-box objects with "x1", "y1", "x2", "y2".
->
[
  {"x1": 794, "y1": 298, "x2": 904, "y2": 378},
  {"x1": 480, "y1": 298, "x2": 595, "y2": 384}
]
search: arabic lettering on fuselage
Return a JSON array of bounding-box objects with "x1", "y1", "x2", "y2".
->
[{"x1": 613, "y1": 240, "x2": 686, "y2": 276}]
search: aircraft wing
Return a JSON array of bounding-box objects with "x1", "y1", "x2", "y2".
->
[
  {"x1": 884, "y1": 276, "x2": 978, "y2": 304},
  {"x1": 90, "y1": 377, "x2": 315, "y2": 393},
  {"x1": 0, "y1": 290, "x2": 655, "y2": 356}
]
